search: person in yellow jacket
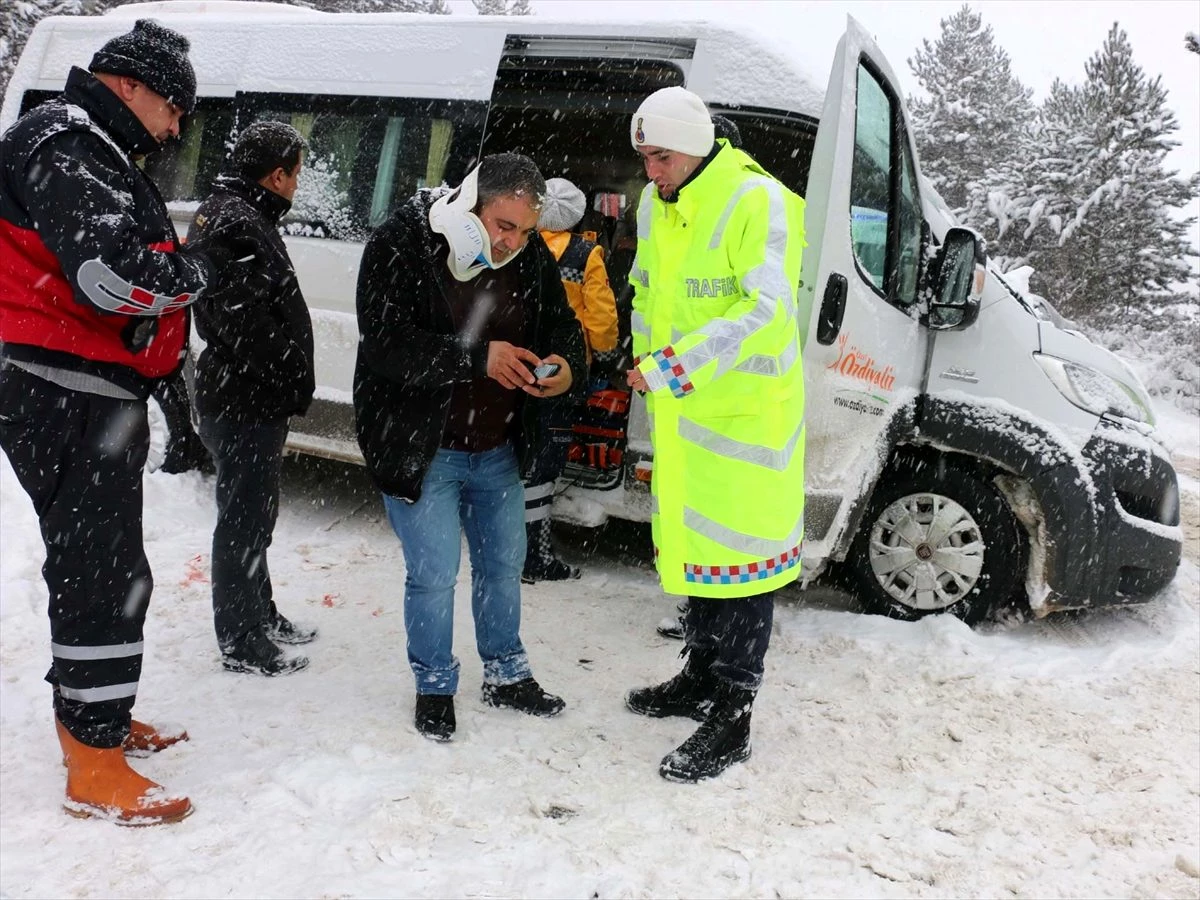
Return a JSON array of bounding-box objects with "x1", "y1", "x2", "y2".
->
[
  {"x1": 623, "y1": 86, "x2": 807, "y2": 783},
  {"x1": 521, "y1": 177, "x2": 619, "y2": 582}
]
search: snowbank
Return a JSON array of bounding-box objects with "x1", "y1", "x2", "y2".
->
[{"x1": 2, "y1": 441, "x2": 1198, "y2": 898}]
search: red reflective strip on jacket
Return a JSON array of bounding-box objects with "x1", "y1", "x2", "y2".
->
[
  {"x1": 586, "y1": 389, "x2": 631, "y2": 415},
  {"x1": 572, "y1": 424, "x2": 626, "y2": 441},
  {"x1": 147, "y1": 240, "x2": 175, "y2": 253},
  {"x1": 0, "y1": 219, "x2": 187, "y2": 377}
]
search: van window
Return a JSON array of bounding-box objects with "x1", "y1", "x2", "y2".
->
[
  {"x1": 724, "y1": 112, "x2": 817, "y2": 198},
  {"x1": 143, "y1": 100, "x2": 236, "y2": 204},
  {"x1": 894, "y1": 129, "x2": 922, "y2": 306},
  {"x1": 17, "y1": 91, "x2": 236, "y2": 208},
  {"x1": 237, "y1": 95, "x2": 484, "y2": 241},
  {"x1": 484, "y1": 56, "x2": 684, "y2": 227},
  {"x1": 849, "y1": 63, "x2": 922, "y2": 309}
]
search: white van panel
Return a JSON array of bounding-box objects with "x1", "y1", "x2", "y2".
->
[
  {"x1": 232, "y1": 23, "x2": 505, "y2": 100},
  {"x1": 286, "y1": 236, "x2": 365, "y2": 399},
  {"x1": 796, "y1": 18, "x2": 929, "y2": 554},
  {"x1": 26, "y1": 17, "x2": 505, "y2": 102},
  {"x1": 689, "y1": 34, "x2": 823, "y2": 118}
]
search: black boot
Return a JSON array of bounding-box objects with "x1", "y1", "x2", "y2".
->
[
  {"x1": 655, "y1": 599, "x2": 690, "y2": 640},
  {"x1": 221, "y1": 626, "x2": 309, "y2": 676},
  {"x1": 414, "y1": 694, "x2": 456, "y2": 742},
  {"x1": 481, "y1": 678, "x2": 565, "y2": 717},
  {"x1": 625, "y1": 646, "x2": 716, "y2": 721},
  {"x1": 658, "y1": 682, "x2": 754, "y2": 783},
  {"x1": 521, "y1": 517, "x2": 580, "y2": 583},
  {"x1": 266, "y1": 609, "x2": 318, "y2": 645}
]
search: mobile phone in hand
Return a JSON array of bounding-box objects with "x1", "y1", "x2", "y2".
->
[{"x1": 532, "y1": 362, "x2": 561, "y2": 380}]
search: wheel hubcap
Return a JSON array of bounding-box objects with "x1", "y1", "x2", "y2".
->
[{"x1": 867, "y1": 492, "x2": 985, "y2": 612}]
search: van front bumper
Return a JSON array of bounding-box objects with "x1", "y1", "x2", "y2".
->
[{"x1": 1040, "y1": 420, "x2": 1181, "y2": 611}]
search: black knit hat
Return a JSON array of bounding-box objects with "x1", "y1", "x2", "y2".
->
[{"x1": 89, "y1": 19, "x2": 197, "y2": 113}]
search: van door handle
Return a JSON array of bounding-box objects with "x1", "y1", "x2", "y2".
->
[{"x1": 816, "y1": 273, "x2": 847, "y2": 345}]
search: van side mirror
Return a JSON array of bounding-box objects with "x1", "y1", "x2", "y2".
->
[{"x1": 927, "y1": 227, "x2": 985, "y2": 331}]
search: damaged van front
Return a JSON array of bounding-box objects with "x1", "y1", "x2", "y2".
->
[{"x1": 915, "y1": 262, "x2": 1182, "y2": 617}]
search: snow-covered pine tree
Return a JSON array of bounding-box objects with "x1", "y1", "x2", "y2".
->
[
  {"x1": 1021, "y1": 23, "x2": 1199, "y2": 324},
  {"x1": 471, "y1": 0, "x2": 532, "y2": 14},
  {"x1": 907, "y1": 3, "x2": 1034, "y2": 241},
  {"x1": 294, "y1": 0, "x2": 449, "y2": 11}
]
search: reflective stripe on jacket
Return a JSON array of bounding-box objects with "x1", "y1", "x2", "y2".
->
[
  {"x1": 631, "y1": 141, "x2": 807, "y2": 598},
  {"x1": 0, "y1": 68, "x2": 207, "y2": 385},
  {"x1": 540, "y1": 230, "x2": 619, "y2": 362}
]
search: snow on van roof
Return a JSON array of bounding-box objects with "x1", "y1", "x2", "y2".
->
[
  {"x1": 61, "y1": 7, "x2": 825, "y2": 117},
  {"x1": 104, "y1": 1, "x2": 322, "y2": 17}
]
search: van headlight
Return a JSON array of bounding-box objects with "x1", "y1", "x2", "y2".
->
[{"x1": 1034, "y1": 354, "x2": 1155, "y2": 426}]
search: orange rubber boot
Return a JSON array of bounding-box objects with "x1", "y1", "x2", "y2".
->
[
  {"x1": 56, "y1": 719, "x2": 193, "y2": 825},
  {"x1": 124, "y1": 720, "x2": 189, "y2": 757}
]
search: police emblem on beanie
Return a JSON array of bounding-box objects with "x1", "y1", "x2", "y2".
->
[
  {"x1": 537, "y1": 178, "x2": 587, "y2": 233},
  {"x1": 90, "y1": 19, "x2": 197, "y2": 113},
  {"x1": 629, "y1": 87, "x2": 714, "y2": 157}
]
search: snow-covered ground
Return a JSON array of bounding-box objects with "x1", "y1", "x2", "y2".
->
[{"x1": 2, "y1": 401, "x2": 1198, "y2": 899}]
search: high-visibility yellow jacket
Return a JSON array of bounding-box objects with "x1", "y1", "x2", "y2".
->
[
  {"x1": 631, "y1": 140, "x2": 807, "y2": 598},
  {"x1": 541, "y1": 230, "x2": 618, "y2": 363}
]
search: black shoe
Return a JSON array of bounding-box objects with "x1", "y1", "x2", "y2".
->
[
  {"x1": 659, "y1": 684, "x2": 754, "y2": 783},
  {"x1": 221, "y1": 627, "x2": 309, "y2": 676},
  {"x1": 266, "y1": 611, "x2": 318, "y2": 645},
  {"x1": 655, "y1": 614, "x2": 685, "y2": 640},
  {"x1": 481, "y1": 678, "x2": 565, "y2": 717},
  {"x1": 626, "y1": 649, "x2": 716, "y2": 721},
  {"x1": 521, "y1": 557, "x2": 581, "y2": 584},
  {"x1": 414, "y1": 694, "x2": 456, "y2": 742}
]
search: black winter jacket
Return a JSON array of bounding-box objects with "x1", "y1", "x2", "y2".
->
[
  {"x1": 187, "y1": 175, "x2": 315, "y2": 422},
  {"x1": 353, "y1": 190, "x2": 585, "y2": 501},
  {"x1": 0, "y1": 67, "x2": 210, "y2": 395}
]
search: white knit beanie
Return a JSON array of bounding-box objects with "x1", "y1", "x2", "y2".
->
[
  {"x1": 538, "y1": 177, "x2": 587, "y2": 232},
  {"x1": 630, "y1": 86, "x2": 714, "y2": 157}
]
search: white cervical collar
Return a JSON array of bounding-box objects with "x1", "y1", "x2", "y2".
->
[{"x1": 428, "y1": 166, "x2": 523, "y2": 281}]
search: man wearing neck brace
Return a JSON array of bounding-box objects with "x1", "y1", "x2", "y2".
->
[{"x1": 353, "y1": 152, "x2": 585, "y2": 742}]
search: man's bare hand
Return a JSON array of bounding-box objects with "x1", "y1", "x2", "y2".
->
[
  {"x1": 528, "y1": 354, "x2": 572, "y2": 398},
  {"x1": 487, "y1": 341, "x2": 541, "y2": 390},
  {"x1": 626, "y1": 367, "x2": 648, "y2": 393}
]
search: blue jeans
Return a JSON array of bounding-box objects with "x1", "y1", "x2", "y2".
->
[{"x1": 383, "y1": 445, "x2": 532, "y2": 695}]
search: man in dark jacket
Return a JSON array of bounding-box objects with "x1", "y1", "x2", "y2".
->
[
  {"x1": 187, "y1": 121, "x2": 317, "y2": 677},
  {"x1": 354, "y1": 152, "x2": 585, "y2": 742},
  {"x1": 0, "y1": 19, "x2": 252, "y2": 825}
]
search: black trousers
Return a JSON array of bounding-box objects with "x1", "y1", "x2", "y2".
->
[
  {"x1": 198, "y1": 415, "x2": 288, "y2": 650},
  {"x1": 0, "y1": 364, "x2": 151, "y2": 748},
  {"x1": 684, "y1": 590, "x2": 775, "y2": 691}
]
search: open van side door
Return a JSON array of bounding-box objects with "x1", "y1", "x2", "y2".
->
[{"x1": 799, "y1": 17, "x2": 929, "y2": 565}]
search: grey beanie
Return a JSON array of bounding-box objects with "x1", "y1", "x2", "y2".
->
[
  {"x1": 90, "y1": 19, "x2": 197, "y2": 113},
  {"x1": 537, "y1": 177, "x2": 586, "y2": 233}
]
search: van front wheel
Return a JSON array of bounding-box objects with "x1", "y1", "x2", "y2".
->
[{"x1": 848, "y1": 460, "x2": 1025, "y2": 625}]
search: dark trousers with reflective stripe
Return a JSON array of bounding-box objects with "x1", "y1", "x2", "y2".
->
[
  {"x1": 198, "y1": 414, "x2": 288, "y2": 651},
  {"x1": 684, "y1": 590, "x2": 775, "y2": 691},
  {"x1": 0, "y1": 363, "x2": 151, "y2": 748}
]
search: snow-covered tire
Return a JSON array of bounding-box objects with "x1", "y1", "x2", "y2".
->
[
  {"x1": 145, "y1": 394, "x2": 169, "y2": 474},
  {"x1": 848, "y1": 456, "x2": 1026, "y2": 625}
]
